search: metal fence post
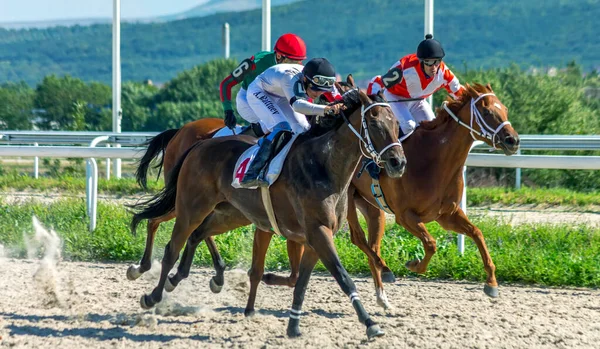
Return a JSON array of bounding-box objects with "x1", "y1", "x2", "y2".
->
[
  {"x1": 33, "y1": 142, "x2": 39, "y2": 179},
  {"x1": 515, "y1": 148, "x2": 522, "y2": 189}
]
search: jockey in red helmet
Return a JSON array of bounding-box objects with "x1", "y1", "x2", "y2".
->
[{"x1": 219, "y1": 33, "x2": 307, "y2": 131}]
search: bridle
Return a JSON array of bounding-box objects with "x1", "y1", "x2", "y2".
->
[
  {"x1": 341, "y1": 97, "x2": 402, "y2": 167},
  {"x1": 442, "y1": 92, "x2": 511, "y2": 149}
]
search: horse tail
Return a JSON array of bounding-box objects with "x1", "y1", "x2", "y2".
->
[
  {"x1": 129, "y1": 143, "x2": 197, "y2": 235},
  {"x1": 135, "y1": 128, "x2": 179, "y2": 190}
]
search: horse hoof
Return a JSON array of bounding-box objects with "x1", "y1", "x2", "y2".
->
[
  {"x1": 287, "y1": 326, "x2": 301, "y2": 338},
  {"x1": 126, "y1": 265, "x2": 143, "y2": 281},
  {"x1": 140, "y1": 294, "x2": 154, "y2": 310},
  {"x1": 244, "y1": 308, "x2": 255, "y2": 318},
  {"x1": 381, "y1": 270, "x2": 396, "y2": 283},
  {"x1": 484, "y1": 284, "x2": 499, "y2": 298},
  {"x1": 367, "y1": 324, "x2": 385, "y2": 339},
  {"x1": 405, "y1": 259, "x2": 422, "y2": 273},
  {"x1": 376, "y1": 298, "x2": 392, "y2": 311},
  {"x1": 165, "y1": 275, "x2": 176, "y2": 293},
  {"x1": 209, "y1": 278, "x2": 223, "y2": 293}
]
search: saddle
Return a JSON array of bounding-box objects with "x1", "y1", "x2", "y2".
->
[{"x1": 231, "y1": 129, "x2": 296, "y2": 189}]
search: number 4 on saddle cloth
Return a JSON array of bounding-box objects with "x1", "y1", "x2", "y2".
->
[{"x1": 232, "y1": 129, "x2": 297, "y2": 189}]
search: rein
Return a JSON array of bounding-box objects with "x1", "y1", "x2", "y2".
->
[
  {"x1": 442, "y1": 93, "x2": 510, "y2": 150},
  {"x1": 341, "y1": 100, "x2": 402, "y2": 167}
]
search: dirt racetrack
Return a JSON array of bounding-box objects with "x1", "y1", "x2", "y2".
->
[{"x1": 1, "y1": 257, "x2": 599, "y2": 349}]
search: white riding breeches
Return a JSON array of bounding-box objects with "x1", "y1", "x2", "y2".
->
[
  {"x1": 236, "y1": 88, "x2": 261, "y2": 124},
  {"x1": 383, "y1": 89, "x2": 435, "y2": 135},
  {"x1": 246, "y1": 83, "x2": 310, "y2": 134}
]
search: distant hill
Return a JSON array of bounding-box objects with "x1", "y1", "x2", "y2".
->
[
  {"x1": 161, "y1": 0, "x2": 303, "y2": 21},
  {"x1": 0, "y1": 0, "x2": 598, "y2": 85}
]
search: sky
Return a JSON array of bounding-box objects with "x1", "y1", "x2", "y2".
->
[{"x1": 0, "y1": 0, "x2": 207, "y2": 22}]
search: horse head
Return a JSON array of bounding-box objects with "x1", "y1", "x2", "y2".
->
[
  {"x1": 338, "y1": 86, "x2": 406, "y2": 178},
  {"x1": 445, "y1": 83, "x2": 520, "y2": 155}
]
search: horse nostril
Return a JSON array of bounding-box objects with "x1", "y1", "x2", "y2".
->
[
  {"x1": 389, "y1": 157, "x2": 400, "y2": 168},
  {"x1": 505, "y1": 136, "x2": 516, "y2": 146}
]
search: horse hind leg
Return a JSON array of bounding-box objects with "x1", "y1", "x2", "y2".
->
[
  {"x1": 437, "y1": 209, "x2": 499, "y2": 298},
  {"x1": 140, "y1": 206, "x2": 214, "y2": 309},
  {"x1": 166, "y1": 207, "x2": 250, "y2": 294},
  {"x1": 262, "y1": 239, "x2": 304, "y2": 287},
  {"x1": 127, "y1": 213, "x2": 175, "y2": 281},
  {"x1": 245, "y1": 228, "x2": 274, "y2": 317},
  {"x1": 398, "y1": 210, "x2": 437, "y2": 274},
  {"x1": 165, "y1": 235, "x2": 223, "y2": 293}
]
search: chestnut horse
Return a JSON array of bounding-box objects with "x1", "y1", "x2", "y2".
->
[
  {"x1": 347, "y1": 83, "x2": 520, "y2": 308},
  {"x1": 129, "y1": 88, "x2": 406, "y2": 339}
]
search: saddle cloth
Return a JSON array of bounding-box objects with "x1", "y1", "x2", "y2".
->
[{"x1": 231, "y1": 133, "x2": 299, "y2": 189}]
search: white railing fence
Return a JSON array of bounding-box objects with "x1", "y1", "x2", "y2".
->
[{"x1": 1, "y1": 133, "x2": 599, "y2": 234}]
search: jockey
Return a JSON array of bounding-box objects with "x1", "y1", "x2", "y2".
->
[
  {"x1": 371, "y1": 34, "x2": 465, "y2": 139},
  {"x1": 219, "y1": 33, "x2": 308, "y2": 133},
  {"x1": 240, "y1": 57, "x2": 345, "y2": 187}
]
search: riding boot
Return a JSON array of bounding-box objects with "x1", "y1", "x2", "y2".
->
[{"x1": 239, "y1": 136, "x2": 276, "y2": 188}]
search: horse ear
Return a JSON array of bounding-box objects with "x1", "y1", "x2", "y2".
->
[
  {"x1": 346, "y1": 74, "x2": 355, "y2": 87},
  {"x1": 377, "y1": 89, "x2": 385, "y2": 101},
  {"x1": 486, "y1": 83, "x2": 494, "y2": 92},
  {"x1": 358, "y1": 88, "x2": 371, "y2": 105},
  {"x1": 334, "y1": 81, "x2": 343, "y2": 93}
]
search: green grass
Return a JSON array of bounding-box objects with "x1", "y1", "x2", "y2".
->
[
  {"x1": 1, "y1": 198, "x2": 598, "y2": 288},
  {"x1": 2, "y1": 173, "x2": 600, "y2": 206},
  {"x1": 0, "y1": 173, "x2": 163, "y2": 195},
  {"x1": 468, "y1": 187, "x2": 600, "y2": 207}
]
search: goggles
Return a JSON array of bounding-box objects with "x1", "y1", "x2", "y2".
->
[
  {"x1": 421, "y1": 58, "x2": 442, "y2": 66},
  {"x1": 310, "y1": 75, "x2": 336, "y2": 88}
]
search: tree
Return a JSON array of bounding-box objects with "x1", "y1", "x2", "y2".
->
[
  {"x1": 33, "y1": 75, "x2": 111, "y2": 130},
  {"x1": 121, "y1": 81, "x2": 158, "y2": 131},
  {"x1": 0, "y1": 82, "x2": 34, "y2": 130}
]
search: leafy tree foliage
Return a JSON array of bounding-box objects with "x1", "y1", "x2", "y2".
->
[{"x1": 0, "y1": 82, "x2": 34, "y2": 130}]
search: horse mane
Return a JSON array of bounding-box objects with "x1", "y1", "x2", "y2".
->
[{"x1": 419, "y1": 83, "x2": 492, "y2": 131}]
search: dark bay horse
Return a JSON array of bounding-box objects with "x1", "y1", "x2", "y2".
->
[
  {"x1": 129, "y1": 88, "x2": 406, "y2": 339},
  {"x1": 128, "y1": 118, "x2": 305, "y2": 293},
  {"x1": 347, "y1": 83, "x2": 520, "y2": 308}
]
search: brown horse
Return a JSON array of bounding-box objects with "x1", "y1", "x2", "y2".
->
[
  {"x1": 129, "y1": 88, "x2": 406, "y2": 339},
  {"x1": 347, "y1": 83, "x2": 520, "y2": 309},
  {"x1": 128, "y1": 117, "x2": 304, "y2": 294}
]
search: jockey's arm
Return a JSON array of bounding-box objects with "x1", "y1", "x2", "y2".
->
[
  {"x1": 442, "y1": 68, "x2": 465, "y2": 100},
  {"x1": 284, "y1": 76, "x2": 328, "y2": 116},
  {"x1": 219, "y1": 57, "x2": 255, "y2": 111},
  {"x1": 290, "y1": 96, "x2": 327, "y2": 116}
]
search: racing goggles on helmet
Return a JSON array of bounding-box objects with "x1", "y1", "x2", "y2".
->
[
  {"x1": 310, "y1": 75, "x2": 336, "y2": 88},
  {"x1": 421, "y1": 58, "x2": 442, "y2": 67}
]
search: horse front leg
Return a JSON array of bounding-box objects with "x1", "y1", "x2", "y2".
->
[
  {"x1": 398, "y1": 210, "x2": 437, "y2": 274},
  {"x1": 437, "y1": 208, "x2": 498, "y2": 298},
  {"x1": 348, "y1": 194, "x2": 391, "y2": 310},
  {"x1": 303, "y1": 225, "x2": 384, "y2": 340},
  {"x1": 286, "y1": 246, "x2": 320, "y2": 338}
]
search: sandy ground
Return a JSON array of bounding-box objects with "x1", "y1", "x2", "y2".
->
[
  {"x1": 1, "y1": 193, "x2": 600, "y2": 348},
  {"x1": 0, "y1": 257, "x2": 599, "y2": 349}
]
